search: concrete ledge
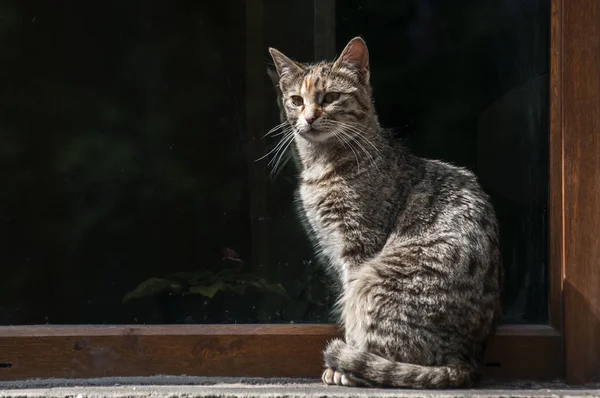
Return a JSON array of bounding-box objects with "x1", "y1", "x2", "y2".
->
[{"x1": 0, "y1": 377, "x2": 599, "y2": 398}]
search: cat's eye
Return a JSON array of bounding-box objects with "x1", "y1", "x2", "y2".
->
[
  {"x1": 323, "y1": 92, "x2": 340, "y2": 104},
  {"x1": 290, "y1": 95, "x2": 304, "y2": 106}
]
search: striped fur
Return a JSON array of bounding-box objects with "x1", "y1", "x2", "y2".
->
[{"x1": 268, "y1": 37, "x2": 503, "y2": 389}]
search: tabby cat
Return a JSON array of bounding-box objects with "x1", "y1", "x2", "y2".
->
[{"x1": 267, "y1": 37, "x2": 502, "y2": 389}]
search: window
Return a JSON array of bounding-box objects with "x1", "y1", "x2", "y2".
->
[{"x1": 1, "y1": 0, "x2": 599, "y2": 384}]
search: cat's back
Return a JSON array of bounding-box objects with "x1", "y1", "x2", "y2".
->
[
  {"x1": 388, "y1": 155, "x2": 502, "y2": 321},
  {"x1": 397, "y1": 156, "x2": 498, "y2": 240}
]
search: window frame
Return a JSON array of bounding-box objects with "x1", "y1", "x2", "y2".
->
[{"x1": 1, "y1": 0, "x2": 598, "y2": 383}]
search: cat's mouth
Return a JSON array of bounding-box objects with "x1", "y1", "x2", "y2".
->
[{"x1": 298, "y1": 127, "x2": 334, "y2": 143}]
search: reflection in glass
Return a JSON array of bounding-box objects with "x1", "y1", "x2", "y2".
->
[{"x1": 0, "y1": 0, "x2": 549, "y2": 325}]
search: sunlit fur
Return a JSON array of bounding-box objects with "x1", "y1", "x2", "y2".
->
[{"x1": 267, "y1": 37, "x2": 503, "y2": 389}]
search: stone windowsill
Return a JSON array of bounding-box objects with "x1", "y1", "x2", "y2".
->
[{"x1": 0, "y1": 377, "x2": 599, "y2": 398}]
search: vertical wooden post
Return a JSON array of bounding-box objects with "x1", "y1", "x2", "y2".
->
[
  {"x1": 549, "y1": 0, "x2": 564, "y2": 335},
  {"x1": 245, "y1": 0, "x2": 269, "y2": 275},
  {"x1": 562, "y1": 0, "x2": 600, "y2": 384}
]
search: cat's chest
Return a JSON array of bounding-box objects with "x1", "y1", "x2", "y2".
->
[{"x1": 299, "y1": 181, "x2": 357, "y2": 266}]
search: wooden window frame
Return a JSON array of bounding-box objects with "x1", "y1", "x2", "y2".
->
[{"x1": 1, "y1": 0, "x2": 598, "y2": 383}]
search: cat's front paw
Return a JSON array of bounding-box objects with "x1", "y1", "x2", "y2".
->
[{"x1": 322, "y1": 368, "x2": 357, "y2": 387}]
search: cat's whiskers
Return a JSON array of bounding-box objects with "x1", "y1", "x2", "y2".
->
[
  {"x1": 325, "y1": 119, "x2": 381, "y2": 172},
  {"x1": 271, "y1": 130, "x2": 287, "y2": 137},
  {"x1": 270, "y1": 150, "x2": 295, "y2": 179},
  {"x1": 339, "y1": 128, "x2": 378, "y2": 172},
  {"x1": 320, "y1": 119, "x2": 373, "y2": 172},
  {"x1": 255, "y1": 127, "x2": 294, "y2": 162},
  {"x1": 329, "y1": 126, "x2": 361, "y2": 174},
  {"x1": 262, "y1": 121, "x2": 290, "y2": 138},
  {"x1": 269, "y1": 131, "x2": 296, "y2": 177},
  {"x1": 334, "y1": 120, "x2": 381, "y2": 155},
  {"x1": 332, "y1": 124, "x2": 379, "y2": 172},
  {"x1": 267, "y1": 130, "x2": 295, "y2": 167}
]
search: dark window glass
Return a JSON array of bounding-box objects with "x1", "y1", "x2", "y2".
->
[{"x1": 0, "y1": 0, "x2": 549, "y2": 325}]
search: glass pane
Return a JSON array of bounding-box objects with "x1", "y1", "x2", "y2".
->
[{"x1": 0, "y1": 0, "x2": 549, "y2": 325}]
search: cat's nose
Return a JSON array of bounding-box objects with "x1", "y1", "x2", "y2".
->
[{"x1": 304, "y1": 114, "x2": 317, "y2": 125}]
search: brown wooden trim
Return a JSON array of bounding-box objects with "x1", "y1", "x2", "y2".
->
[
  {"x1": 549, "y1": 0, "x2": 565, "y2": 334},
  {"x1": 0, "y1": 324, "x2": 560, "y2": 338},
  {"x1": 0, "y1": 324, "x2": 340, "y2": 337},
  {"x1": 0, "y1": 325, "x2": 562, "y2": 381},
  {"x1": 562, "y1": 0, "x2": 600, "y2": 385},
  {"x1": 486, "y1": 326, "x2": 562, "y2": 381}
]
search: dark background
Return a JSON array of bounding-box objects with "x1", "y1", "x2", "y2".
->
[{"x1": 0, "y1": 0, "x2": 549, "y2": 325}]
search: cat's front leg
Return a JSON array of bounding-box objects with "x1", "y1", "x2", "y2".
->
[{"x1": 321, "y1": 367, "x2": 358, "y2": 387}]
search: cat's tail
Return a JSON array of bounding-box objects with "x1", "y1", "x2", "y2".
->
[{"x1": 324, "y1": 339, "x2": 475, "y2": 389}]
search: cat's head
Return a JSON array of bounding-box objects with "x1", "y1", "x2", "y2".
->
[{"x1": 268, "y1": 37, "x2": 374, "y2": 144}]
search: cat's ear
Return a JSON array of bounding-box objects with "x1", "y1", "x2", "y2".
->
[
  {"x1": 333, "y1": 37, "x2": 370, "y2": 81},
  {"x1": 266, "y1": 66, "x2": 280, "y2": 87},
  {"x1": 268, "y1": 48, "x2": 304, "y2": 81}
]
